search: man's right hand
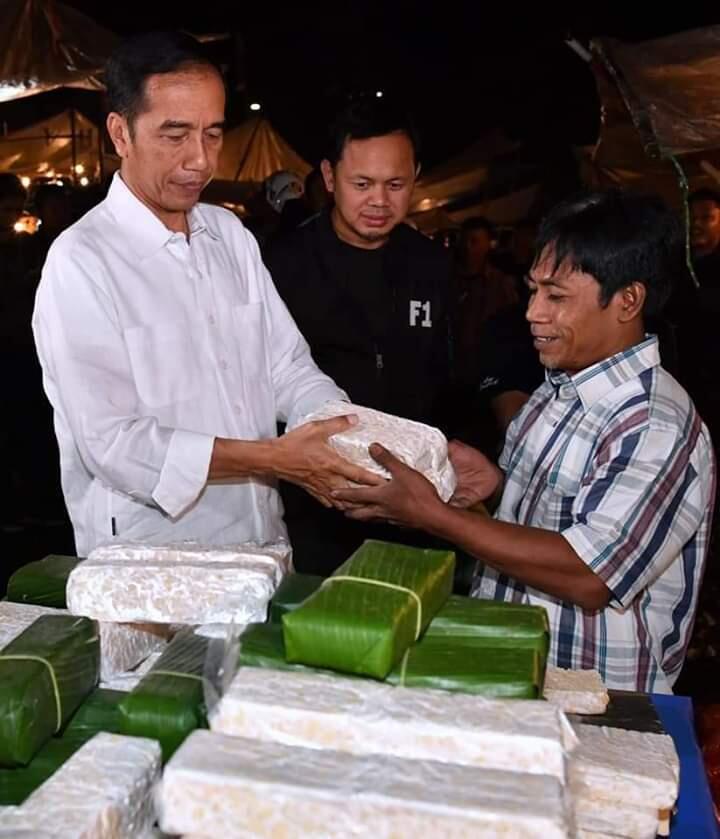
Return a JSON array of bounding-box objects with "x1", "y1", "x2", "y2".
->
[
  {"x1": 270, "y1": 415, "x2": 384, "y2": 507},
  {"x1": 447, "y1": 439, "x2": 504, "y2": 510}
]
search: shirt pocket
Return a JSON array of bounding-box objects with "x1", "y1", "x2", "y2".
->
[
  {"x1": 124, "y1": 317, "x2": 204, "y2": 407},
  {"x1": 230, "y1": 302, "x2": 269, "y2": 382}
]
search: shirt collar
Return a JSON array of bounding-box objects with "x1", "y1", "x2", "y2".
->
[
  {"x1": 105, "y1": 173, "x2": 221, "y2": 259},
  {"x1": 546, "y1": 335, "x2": 661, "y2": 412}
]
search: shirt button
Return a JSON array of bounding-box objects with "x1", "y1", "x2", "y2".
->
[
  {"x1": 208, "y1": 315, "x2": 216, "y2": 325},
  {"x1": 219, "y1": 360, "x2": 229, "y2": 371}
]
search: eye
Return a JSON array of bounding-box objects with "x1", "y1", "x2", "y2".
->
[
  {"x1": 388, "y1": 181, "x2": 405, "y2": 191},
  {"x1": 354, "y1": 181, "x2": 369, "y2": 190},
  {"x1": 206, "y1": 130, "x2": 223, "y2": 141},
  {"x1": 165, "y1": 133, "x2": 187, "y2": 143},
  {"x1": 548, "y1": 293, "x2": 565, "y2": 302}
]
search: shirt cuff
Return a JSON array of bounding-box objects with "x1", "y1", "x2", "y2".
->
[
  {"x1": 561, "y1": 524, "x2": 628, "y2": 610},
  {"x1": 152, "y1": 429, "x2": 215, "y2": 519},
  {"x1": 285, "y1": 384, "x2": 349, "y2": 428}
]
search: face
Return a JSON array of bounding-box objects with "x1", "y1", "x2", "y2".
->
[
  {"x1": 526, "y1": 247, "x2": 635, "y2": 375},
  {"x1": 321, "y1": 132, "x2": 416, "y2": 249},
  {"x1": 690, "y1": 199, "x2": 720, "y2": 256},
  {"x1": 464, "y1": 228, "x2": 492, "y2": 271},
  {"x1": 107, "y1": 68, "x2": 225, "y2": 231}
]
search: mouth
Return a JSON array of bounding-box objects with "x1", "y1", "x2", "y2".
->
[
  {"x1": 361, "y1": 214, "x2": 391, "y2": 227},
  {"x1": 533, "y1": 336, "x2": 558, "y2": 349}
]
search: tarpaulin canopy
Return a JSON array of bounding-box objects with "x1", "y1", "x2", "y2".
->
[
  {"x1": 0, "y1": 0, "x2": 117, "y2": 103},
  {"x1": 586, "y1": 26, "x2": 720, "y2": 200}
]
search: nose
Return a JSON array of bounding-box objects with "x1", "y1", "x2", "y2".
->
[
  {"x1": 526, "y1": 289, "x2": 550, "y2": 324},
  {"x1": 367, "y1": 183, "x2": 390, "y2": 206},
  {"x1": 184, "y1": 134, "x2": 212, "y2": 172}
]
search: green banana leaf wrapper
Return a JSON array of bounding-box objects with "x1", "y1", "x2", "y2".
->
[
  {"x1": 0, "y1": 688, "x2": 124, "y2": 805},
  {"x1": 273, "y1": 575, "x2": 549, "y2": 653},
  {"x1": 5, "y1": 556, "x2": 82, "y2": 609},
  {"x1": 283, "y1": 540, "x2": 455, "y2": 679},
  {"x1": 119, "y1": 630, "x2": 209, "y2": 762},
  {"x1": 0, "y1": 615, "x2": 100, "y2": 767},
  {"x1": 269, "y1": 573, "x2": 325, "y2": 623},
  {"x1": 240, "y1": 622, "x2": 542, "y2": 697}
]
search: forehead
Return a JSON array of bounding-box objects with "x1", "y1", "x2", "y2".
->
[
  {"x1": 140, "y1": 69, "x2": 225, "y2": 120},
  {"x1": 530, "y1": 246, "x2": 599, "y2": 289},
  {"x1": 691, "y1": 199, "x2": 720, "y2": 216},
  {"x1": 337, "y1": 132, "x2": 415, "y2": 175}
]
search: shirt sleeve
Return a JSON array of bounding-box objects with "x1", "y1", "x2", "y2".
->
[
  {"x1": 561, "y1": 417, "x2": 711, "y2": 608},
  {"x1": 32, "y1": 235, "x2": 214, "y2": 520}
]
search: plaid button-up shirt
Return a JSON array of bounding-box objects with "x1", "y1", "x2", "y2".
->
[{"x1": 472, "y1": 336, "x2": 715, "y2": 693}]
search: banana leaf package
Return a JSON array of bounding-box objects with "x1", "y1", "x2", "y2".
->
[
  {"x1": 0, "y1": 615, "x2": 100, "y2": 766},
  {"x1": 282, "y1": 540, "x2": 455, "y2": 679},
  {"x1": 240, "y1": 622, "x2": 542, "y2": 698},
  {"x1": 0, "y1": 688, "x2": 124, "y2": 805},
  {"x1": 119, "y1": 630, "x2": 209, "y2": 762},
  {"x1": 269, "y1": 573, "x2": 325, "y2": 623},
  {"x1": 5, "y1": 555, "x2": 82, "y2": 609}
]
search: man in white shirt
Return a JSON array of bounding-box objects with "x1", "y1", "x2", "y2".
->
[{"x1": 32, "y1": 32, "x2": 378, "y2": 556}]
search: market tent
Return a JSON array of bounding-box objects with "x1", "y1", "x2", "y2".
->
[{"x1": 0, "y1": 0, "x2": 117, "y2": 103}]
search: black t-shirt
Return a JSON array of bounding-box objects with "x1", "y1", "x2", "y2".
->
[{"x1": 332, "y1": 239, "x2": 390, "y2": 347}]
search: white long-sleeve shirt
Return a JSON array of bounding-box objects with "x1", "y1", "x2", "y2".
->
[{"x1": 32, "y1": 174, "x2": 345, "y2": 556}]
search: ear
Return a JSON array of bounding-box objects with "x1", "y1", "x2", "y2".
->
[
  {"x1": 106, "y1": 113, "x2": 132, "y2": 159},
  {"x1": 616, "y1": 281, "x2": 646, "y2": 323},
  {"x1": 414, "y1": 161, "x2": 422, "y2": 179},
  {"x1": 320, "y1": 159, "x2": 335, "y2": 194}
]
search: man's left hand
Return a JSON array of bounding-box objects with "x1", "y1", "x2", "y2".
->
[{"x1": 332, "y1": 443, "x2": 443, "y2": 528}]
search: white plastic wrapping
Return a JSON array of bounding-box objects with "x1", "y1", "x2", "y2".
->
[
  {"x1": 288, "y1": 400, "x2": 457, "y2": 501},
  {"x1": 0, "y1": 732, "x2": 160, "y2": 837},
  {"x1": 210, "y1": 667, "x2": 577, "y2": 781},
  {"x1": 0, "y1": 601, "x2": 168, "y2": 682},
  {"x1": 66, "y1": 541, "x2": 292, "y2": 624},
  {"x1": 159, "y1": 729, "x2": 573, "y2": 838},
  {"x1": 544, "y1": 667, "x2": 610, "y2": 714},
  {"x1": 571, "y1": 722, "x2": 679, "y2": 810}
]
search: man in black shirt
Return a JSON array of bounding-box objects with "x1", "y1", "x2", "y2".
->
[{"x1": 265, "y1": 98, "x2": 453, "y2": 575}]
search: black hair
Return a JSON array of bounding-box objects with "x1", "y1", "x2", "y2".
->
[
  {"x1": 459, "y1": 216, "x2": 495, "y2": 237},
  {"x1": 534, "y1": 190, "x2": 682, "y2": 318},
  {"x1": 0, "y1": 173, "x2": 26, "y2": 203},
  {"x1": 105, "y1": 31, "x2": 220, "y2": 131},
  {"x1": 325, "y1": 97, "x2": 420, "y2": 166},
  {"x1": 689, "y1": 187, "x2": 720, "y2": 208}
]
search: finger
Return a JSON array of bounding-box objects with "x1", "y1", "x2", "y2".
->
[
  {"x1": 307, "y1": 489, "x2": 333, "y2": 509},
  {"x1": 332, "y1": 485, "x2": 385, "y2": 504},
  {"x1": 312, "y1": 413, "x2": 359, "y2": 439},
  {"x1": 329, "y1": 455, "x2": 386, "y2": 487},
  {"x1": 368, "y1": 443, "x2": 407, "y2": 475},
  {"x1": 344, "y1": 506, "x2": 383, "y2": 522}
]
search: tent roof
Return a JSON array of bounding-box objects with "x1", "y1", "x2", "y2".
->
[
  {"x1": 585, "y1": 26, "x2": 720, "y2": 200},
  {"x1": 409, "y1": 131, "x2": 519, "y2": 214},
  {"x1": 0, "y1": 0, "x2": 117, "y2": 103},
  {"x1": 0, "y1": 109, "x2": 102, "y2": 175},
  {"x1": 214, "y1": 117, "x2": 311, "y2": 183}
]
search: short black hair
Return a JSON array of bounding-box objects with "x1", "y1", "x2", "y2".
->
[
  {"x1": 325, "y1": 97, "x2": 420, "y2": 166},
  {"x1": 689, "y1": 187, "x2": 720, "y2": 208},
  {"x1": 105, "y1": 31, "x2": 220, "y2": 130},
  {"x1": 0, "y1": 173, "x2": 26, "y2": 203},
  {"x1": 534, "y1": 190, "x2": 682, "y2": 318},
  {"x1": 460, "y1": 216, "x2": 495, "y2": 237}
]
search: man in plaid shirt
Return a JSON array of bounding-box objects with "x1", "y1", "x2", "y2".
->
[{"x1": 335, "y1": 190, "x2": 716, "y2": 693}]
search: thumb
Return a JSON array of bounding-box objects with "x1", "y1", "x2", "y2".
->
[{"x1": 369, "y1": 442, "x2": 402, "y2": 472}]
